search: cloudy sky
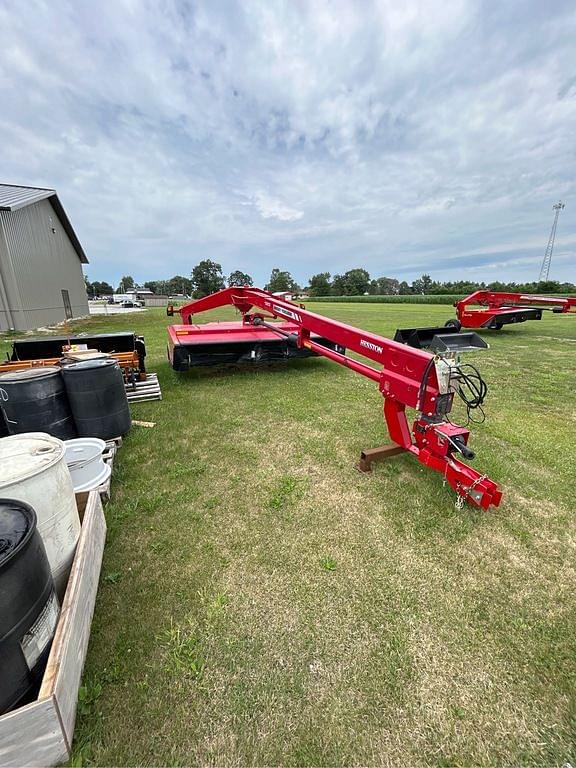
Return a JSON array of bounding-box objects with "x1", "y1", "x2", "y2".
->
[{"x1": 1, "y1": 0, "x2": 575, "y2": 287}]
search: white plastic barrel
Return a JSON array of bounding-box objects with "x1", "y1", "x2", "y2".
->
[{"x1": 0, "y1": 432, "x2": 80, "y2": 596}]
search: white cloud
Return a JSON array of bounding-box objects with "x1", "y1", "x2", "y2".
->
[
  {"x1": 252, "y1": 192, "x2": 304, "y2": 222},
  {"x1": 0, "y1": 0, "x2": 575, "y2": 286}
]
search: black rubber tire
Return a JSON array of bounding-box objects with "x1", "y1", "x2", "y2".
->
[{"x1": 445, "y1": 318, "x2": 462, "y2": 331}]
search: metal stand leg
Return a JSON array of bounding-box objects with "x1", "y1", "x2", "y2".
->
[{"x1": 358, "y1": 444, "x2": 406, "y2": 472}]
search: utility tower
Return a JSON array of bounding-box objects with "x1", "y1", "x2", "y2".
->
[{"x1": 538, "y1": 201, "x2": 565, "y2": 282}]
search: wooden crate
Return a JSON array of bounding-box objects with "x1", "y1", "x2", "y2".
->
[{"x1": 0, "y1": 491, "x2": 107, "y2": 767}]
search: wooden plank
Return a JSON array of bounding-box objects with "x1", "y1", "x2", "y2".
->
[
  {"x1": 128, "y1": 382, "x2": 160, "y2": 388},
  {"x1": 127, "y1": 382, "x2": 161, "y2": 390},
  {"x1": 63, "y1": 351, "x2": 109, "y2": 361},
  {"x1": 129, "y1": 394, "x2": 161, "y2": 400},
  {"x1": 0, "y1": 696, "x2": 69, "y2": 768},
  {"x1": 125, "y1": 374, "x2": 159, "y2": 388},
  {"x1": 40, "y1": 492, "x2": 107, "y2": 747},
  {"x1": 130, "y1": 377, "x2": 159, "y2": 385},
  {"x1": 75, "y1": 493, "x2": 88, "y2": 518},
  {"x1": 97, "y1": 479, "x2": 111, "y2": 504}
]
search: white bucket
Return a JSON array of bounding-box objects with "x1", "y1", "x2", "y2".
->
[
  {"x1": 0, "y1": 432, "x2": 81, "y2": 596},
  {"x1": 64, "y1": 438, "x2": 111, "y2": 492}
]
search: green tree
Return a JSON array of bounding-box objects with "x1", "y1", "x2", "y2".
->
[
  {"x1": 428, "y1": 280, "x2": 480, "y2": 295},
  {"x1": 144, "y1": 277, "x2": 193, "y2": 295},
  {"x1": 369, "y1": 277, "x2": 400, "y2": 295},
  {"x1": 411, "y1": 273, "x2": 433, "y2": 294},
  {"x1": 537, "y1": 280, "x2": 562, "y2": 293},
  {"x1": 228, "y1": 270, "x2": 254, "y2": 287},
  {"x1": 92, "y1": 280, "x2": 114, "y2": 296},
  {"x1": 308, "y1": 272, "x2": 332, "y2": 296},
  {"x1": 346, "y1": 269, "x2": 370, "y2": 295},
  {"x1": 166, "y1": 276, "x2": 193, "y2": 295},
  {"x1": 331, "y1": 269, "x2": 370, "y2": 295},
  {"x1": 265, "y1": 268, "x2": 298, "y2": 293},
  {"x1": 191, "y1": 260, "x2": 225, "y2": 298},
  {"x1": 398, "y1": 281, "x2": 413, "y2": 295},
  {"x1": 331, "y1": 274, "x2": 346, "y2": 295},
  {"x1": 117, "y1": 275, "x2": 135, "y2": 293}
]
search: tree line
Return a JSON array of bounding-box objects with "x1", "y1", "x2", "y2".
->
[{"x1": 85, "y1": 260, "x2": 576, "y2": 299}]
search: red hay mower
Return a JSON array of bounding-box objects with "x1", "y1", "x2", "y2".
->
[
  {"x1": 447, "y1": 290, "x2": 576, "y2": 331},
  {"x1": 168, "y1": 287, "x2": 502, "y2": 510}
]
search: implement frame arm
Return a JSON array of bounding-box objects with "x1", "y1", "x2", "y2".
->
[{"x1": 172, "y1": 287, "x2": 502, "y2": 509}]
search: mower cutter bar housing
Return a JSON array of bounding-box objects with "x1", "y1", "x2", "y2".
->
[{"x1": 167, "y1": 321, "x2": 342, "y2": 371}]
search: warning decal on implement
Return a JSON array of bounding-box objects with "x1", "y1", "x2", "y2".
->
[
  {"x1": 20, "y1": 591, "x2": 59, "y2": 670},
  {"x1": 272, "y1": 305, "x2": 301, "y2": 323}
]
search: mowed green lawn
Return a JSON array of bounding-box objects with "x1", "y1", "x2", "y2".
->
[{"x1": 3, "y1": 304, "x2": 575, "y2": 766}]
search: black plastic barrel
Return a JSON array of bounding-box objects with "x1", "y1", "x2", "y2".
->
[
  {"x1": 0, "y1": 498, "x2": 59, "y2": 714},
  {"x1": 0, "y1": 409, "x2": 8, "y2": 437},
  {"x1": 0, "y1": 367, "x2": 77, "y2": 440},
  {"x1": 62, "y1": 359, "x2": 131, "y2": 440}
]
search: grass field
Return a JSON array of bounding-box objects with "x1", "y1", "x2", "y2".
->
[{"x1": 2, "y1": 304, "x2": 575, "y2": 766}]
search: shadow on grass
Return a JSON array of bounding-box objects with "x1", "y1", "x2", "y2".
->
[{"x1": 168, "y1": 356, "x2": 334, "y2": 383}]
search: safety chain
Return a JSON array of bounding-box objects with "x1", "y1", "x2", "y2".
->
[{"x1": 455, "y1": 473, "x2": 487, "y2": 510}]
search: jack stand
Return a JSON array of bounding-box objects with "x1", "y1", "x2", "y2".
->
[{"x1": 357, "y1": 444, "x2": 406, "y2": 472}]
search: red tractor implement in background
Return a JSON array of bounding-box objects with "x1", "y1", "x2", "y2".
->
[
  {"x1": 167, "y1": 287, "x2": 502, "y2": 510},
  {"x1": 447, "y1": 290, "x2": 576, "y2": 331}
]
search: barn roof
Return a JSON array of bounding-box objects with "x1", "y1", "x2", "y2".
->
[{"x1": 0, "y1": 183, "x2": 88, "y2": 263}]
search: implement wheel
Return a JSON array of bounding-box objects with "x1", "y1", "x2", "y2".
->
[{"x1": 445, "y1": 318, "x2": 462, "y2": 331}]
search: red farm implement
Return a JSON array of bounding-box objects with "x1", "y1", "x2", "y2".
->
[
  {"x1": 447, "y1": 290, "x2": 576, "y2": 331},
  {"x1": 167, "y1": 287, "x2": 502, "y2": 510}
]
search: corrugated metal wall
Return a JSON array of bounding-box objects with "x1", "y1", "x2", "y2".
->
[
  {"x1": 0, "y1": 199, "x2": 89, "y2": 331},
  {"x1": 0, "y1": 222, "x2": 15, "y2": 331}
]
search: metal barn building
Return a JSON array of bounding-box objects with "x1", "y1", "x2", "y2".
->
[{"x1": 0, "y1": 183, "x2": 89, "y2": 331}]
